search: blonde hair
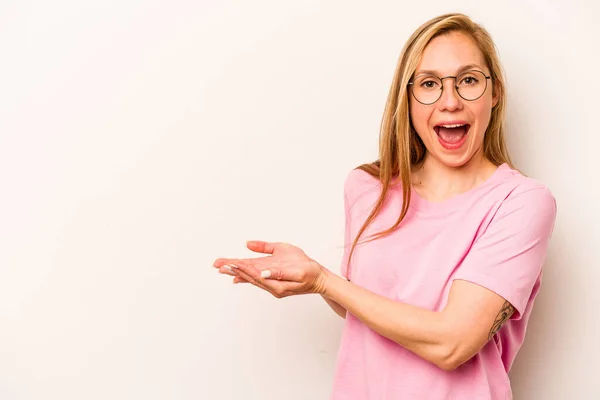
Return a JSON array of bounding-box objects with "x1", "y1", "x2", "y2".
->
[{"x1": 346, "y1": 13, "x2": 513, "y2": 273}]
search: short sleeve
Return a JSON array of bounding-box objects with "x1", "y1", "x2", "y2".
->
[{"x1": 452, "y1": 186, "x2": 557, "y2": 319}]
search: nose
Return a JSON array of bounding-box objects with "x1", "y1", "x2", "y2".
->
[{"x1": 437, "y1": 78, "x2": 463, "y2": 112}]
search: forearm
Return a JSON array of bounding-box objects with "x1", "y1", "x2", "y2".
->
[
  {"x1": 321, "y1": 295, "x2": 346, "y2": 318},
  {"x1": 320, "y1": 268, "x2": 456, "y2": 369}
]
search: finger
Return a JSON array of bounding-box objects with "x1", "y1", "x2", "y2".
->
[
  {"x1": 233, "y1": 265, "x2": 305, "y2": 295},
  {"x1": 213, "y1": 258, "x2": 232, "y2": 268},
  {"x1": 246, "y1": 241, "x2": 276, "y2": 255},
  {"x1": 218, "y1": 265, "x2": 238, "y2": 276},
  {"x1": 229, "y1": 262, "x2": 265, "y2": 283},
  {"x1": 233, "y1": 276, "x2": 249, "y2": 284},
  {"x1": 231, "y1": 265, "x2": 274, "y2": 292},
  {"x1": 214, "y1": 258, "x2": 249, "y2": 268},
  {"x1": 260, "y1": 267, "x2": 306, "y2": 282},
  {"x1": 232, "y1": 263, "x2": 301, "y2": 289},
  {"x1": 214, "y1": 257, "x2": 271, "y2": 270}
]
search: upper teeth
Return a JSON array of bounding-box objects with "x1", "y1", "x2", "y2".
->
[{"x1": 441, "y1": 124, "x2": 465, "y2": 128}]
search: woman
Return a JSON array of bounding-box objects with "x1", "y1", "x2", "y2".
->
[{"x1": 214, "y1": 13, "x2": 557, "y2": 399}]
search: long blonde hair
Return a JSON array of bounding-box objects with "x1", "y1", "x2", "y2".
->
[{"x1": 346, "y1": 13, "x2": 513, "y2": 273}]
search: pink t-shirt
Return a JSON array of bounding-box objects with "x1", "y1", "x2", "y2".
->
[{"x1": 331, "y1": 163, "x2": 557, "y2": 400}]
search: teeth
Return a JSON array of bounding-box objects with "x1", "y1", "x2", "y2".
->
[{"x1": 441, "y1": 124, "x2": 465, "y2": 128}]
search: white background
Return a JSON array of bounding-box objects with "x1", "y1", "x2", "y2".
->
[{"x1": 0, "y1": 1, "x2": 598, "y2": 399}]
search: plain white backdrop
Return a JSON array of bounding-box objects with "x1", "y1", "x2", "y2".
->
[{"x1": 0, "y1": 0, "x2": 598, "y2": 399}]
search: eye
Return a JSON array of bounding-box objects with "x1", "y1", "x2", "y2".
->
[
  {"x1": 419, "y1": 79, "x2": 439, "y2": 90},
  {"x1": 459, "y1": 75, "x2": 479, "y2": 85}
]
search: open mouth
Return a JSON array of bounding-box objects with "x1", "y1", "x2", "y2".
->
[{"x1": 434, "y1": 123, "x2": 470, "y2": 148}]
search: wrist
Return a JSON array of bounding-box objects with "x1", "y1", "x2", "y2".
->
[{"x1": 315, "y1": 265, "x2": 336, "y2": 297}]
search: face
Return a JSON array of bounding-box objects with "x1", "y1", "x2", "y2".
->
[{"x1": 409, "y1": 31, "x2": 498, "y2": 168}]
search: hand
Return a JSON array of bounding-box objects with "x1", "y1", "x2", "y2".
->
[{"x1": 213, "y1": 241, "x2": 328, "y2": 298}]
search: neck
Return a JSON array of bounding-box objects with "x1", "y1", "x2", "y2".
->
[{"x1": 411, "y1": 153, "x2": 498, "y2": 202}]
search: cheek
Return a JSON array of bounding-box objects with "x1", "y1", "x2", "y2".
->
[
  {"x1": 476, "y1": 93, "x2": 495, "y2": 122},
  {"x1": 409, "y1": 102, "x2": 431, "y2": 132},
  {"x1": 472, "y1": 102, "x2": 493, "y2": 132}
]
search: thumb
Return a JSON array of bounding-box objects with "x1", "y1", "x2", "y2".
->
[{"x1": 247, "y1": 240, "x2": 276, "y2": 255}]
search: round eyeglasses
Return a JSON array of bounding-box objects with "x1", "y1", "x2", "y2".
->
[{"x1": 408, "y1": 70, "x2": 492, "y2": 105}]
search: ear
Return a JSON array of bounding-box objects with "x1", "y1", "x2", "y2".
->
[{"x1": 492, "y1": 80, "x2": 500, "y2": 108}]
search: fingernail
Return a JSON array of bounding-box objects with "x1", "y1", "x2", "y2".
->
[
  {"x1": 226, "y1": 265, "x2": 238, "y2": 275},
  {"x1": 227, "y1": 264, "x2": 238, "y2": 269},
  {"x1": 261, "y1": 270, "x2": 271, "y2": 279}
]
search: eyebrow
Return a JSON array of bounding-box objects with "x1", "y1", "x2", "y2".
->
[{"x1": 414, "y1": 64, "x2": 485, "y2": 76}]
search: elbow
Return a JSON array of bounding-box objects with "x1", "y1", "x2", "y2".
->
[
  {"x1": 433, "y1": 340, "x2": 472, "y2": 372},
  {"x1": 436, "y1": 354, "x2": 462, "y2": 372},
  {"x1": 430, "y1": 318, "x2": 479, "y2": 371}
]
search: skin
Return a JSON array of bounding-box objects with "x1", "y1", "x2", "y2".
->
[
  {"x1": 213, "y1": 32, "x2": 515, "y2": 371},
  {"x1": 410, "y1": 31, "x2": 500, "y2": 201}
]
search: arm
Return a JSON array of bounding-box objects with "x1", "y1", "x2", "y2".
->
[
  {"x1": 221, "y1": 246, "x2": 509, "y2": 370},
  {"x1": 220, "y1": 185, "x2": 556, "y2": 370},
  {"x1": 321, "y1": 295, "x2": 347, "y2": 318},
  {"x1": 320, "y1": 270, "x2": 511, "y2": 370},
  {"x1": 320, "y1": 186, "x2": 556, "y2": 371}
]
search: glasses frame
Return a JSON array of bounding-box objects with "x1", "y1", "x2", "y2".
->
[{"x1": 407, "y1": 69, "x2": 492, "y2": 105}]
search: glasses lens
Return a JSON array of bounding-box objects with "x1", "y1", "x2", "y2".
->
[
  {"x1": 411, "y1": 75, "x2": 442, "y2": 104},
  {"x1": 456, "y1": 70, "x2": 487, "y2": 100}
]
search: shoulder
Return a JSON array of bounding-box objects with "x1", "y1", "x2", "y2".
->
[
  {"x1": 343, "y1": 168, "x2": 382, "y2": 207},
  {"x1": 495, "y1": 166, "x2": 556, "y2": 216},
  {"x1": 485, "y1": 166, "x2": 557, "y2": 234},
  {"x1": 344, "y1": 167, "x2": 379, "y2": 188}
]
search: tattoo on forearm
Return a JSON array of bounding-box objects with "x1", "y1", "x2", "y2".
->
[{"x1": 488, "y1": 301, "x2": 515, "y2": 340}]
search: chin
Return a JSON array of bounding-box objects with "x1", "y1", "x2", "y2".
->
[
  {"x1": 429, "y1": 144, "x2": 478, "y2": 169},
  {"x1": 437, "y1": 157, "x2": 471, "y2": 169}
]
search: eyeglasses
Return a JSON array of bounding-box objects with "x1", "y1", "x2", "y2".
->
[{"x1": 408, "y1": 69, "x2": 492, "y2": 105}]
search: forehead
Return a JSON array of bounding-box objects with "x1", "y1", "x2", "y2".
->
[{"x1": 415, "y1": 31, "x2": 487, "y2": 75}]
